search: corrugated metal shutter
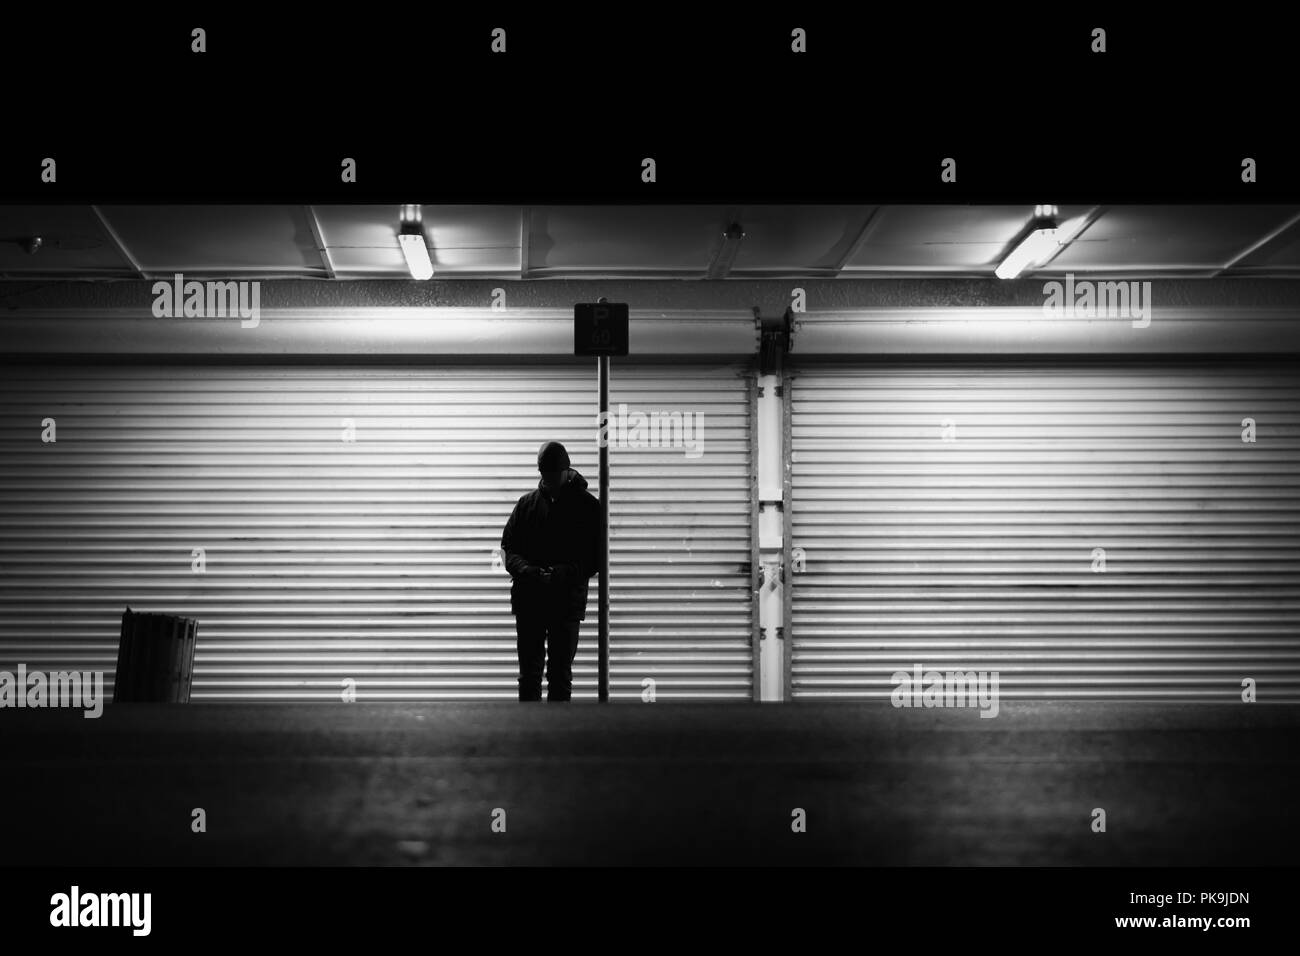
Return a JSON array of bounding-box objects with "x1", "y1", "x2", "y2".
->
[
  {"x1": 789, "y1": 363, "x2": 1300, "y2": 701},
  {"x1": 0, "y1": 363, "x2": 753, "y2": 701}
]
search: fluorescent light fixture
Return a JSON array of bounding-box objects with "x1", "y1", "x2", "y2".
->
[
  {"x1": 706, "y1": 222, "x2": 746, "y2": 280},
  {"x1": 398, "y1": 221, "x2": 434, "y2": 280},
  {"x1": 995, "y1": 216, "x2": 1061, "y2": 280}
]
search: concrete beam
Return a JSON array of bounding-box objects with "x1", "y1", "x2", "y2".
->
[
  {"x1": 4, "y1": 277, "x2": 1300, "y2": 314},
  {"x1": 2, "y1": 279, "x2": 1297, "y2": 357}
]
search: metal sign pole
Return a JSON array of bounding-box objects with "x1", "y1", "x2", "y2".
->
[
  {"x1": 598, "y1": 351, "x2": 610, "y2": 702},
  {"x1": 575, "y1": 296, "x2": 624, "y2": 704}
]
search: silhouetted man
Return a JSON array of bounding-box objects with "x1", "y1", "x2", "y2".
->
[{"x1": 501, "y1": 441, "x2": 602, "y2": 701}]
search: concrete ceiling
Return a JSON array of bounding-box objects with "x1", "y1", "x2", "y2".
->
[{"x1": 2, "y1": 204, "x2": 1299, "y2": 281}]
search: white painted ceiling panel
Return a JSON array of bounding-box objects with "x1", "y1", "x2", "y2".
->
[
  {"x1": 96, "y1": 205, "x2": 323, "y2": 274},
  {"x1": 1051, "y1": 205, "x2": 1300, "y2": 271},
  {"x1": 0, "y1": 206, "x2": 133, "y2": 275}
]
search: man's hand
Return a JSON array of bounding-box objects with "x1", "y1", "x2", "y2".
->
[{"x1": 535, "y1": 565, "x2": 553, "y2": 585}]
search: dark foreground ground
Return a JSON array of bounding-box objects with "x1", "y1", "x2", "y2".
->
[{"x1": 2, "y1": 702, "x2": 1297, "y2": 866}]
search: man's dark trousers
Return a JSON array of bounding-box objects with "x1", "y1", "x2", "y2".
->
[{"x1": 515, "y1": 615, "x2": 581, "y2": 701}]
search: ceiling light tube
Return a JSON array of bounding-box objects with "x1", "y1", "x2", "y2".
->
[
  {"x1": 399, "y1": 221, "x2": 434, "y2": 280},
  {"x1": 706, "y1": 222, "x2": 746, "y2": 280},
  {"x1": 995, "y1": 216, "x2": 1061, "y2": 280}
]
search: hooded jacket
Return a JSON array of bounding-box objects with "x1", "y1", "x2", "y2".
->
[{"x1": 501, "y1": 468, "x2": 603, "y2": 620}]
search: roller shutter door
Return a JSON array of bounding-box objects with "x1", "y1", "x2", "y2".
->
[
  {"x1": 0, "y1": 363, "x2": 753, "y2": 700},
  {"x1": 789, "y1": 364, "x2": 1300, "y2": 701}
]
